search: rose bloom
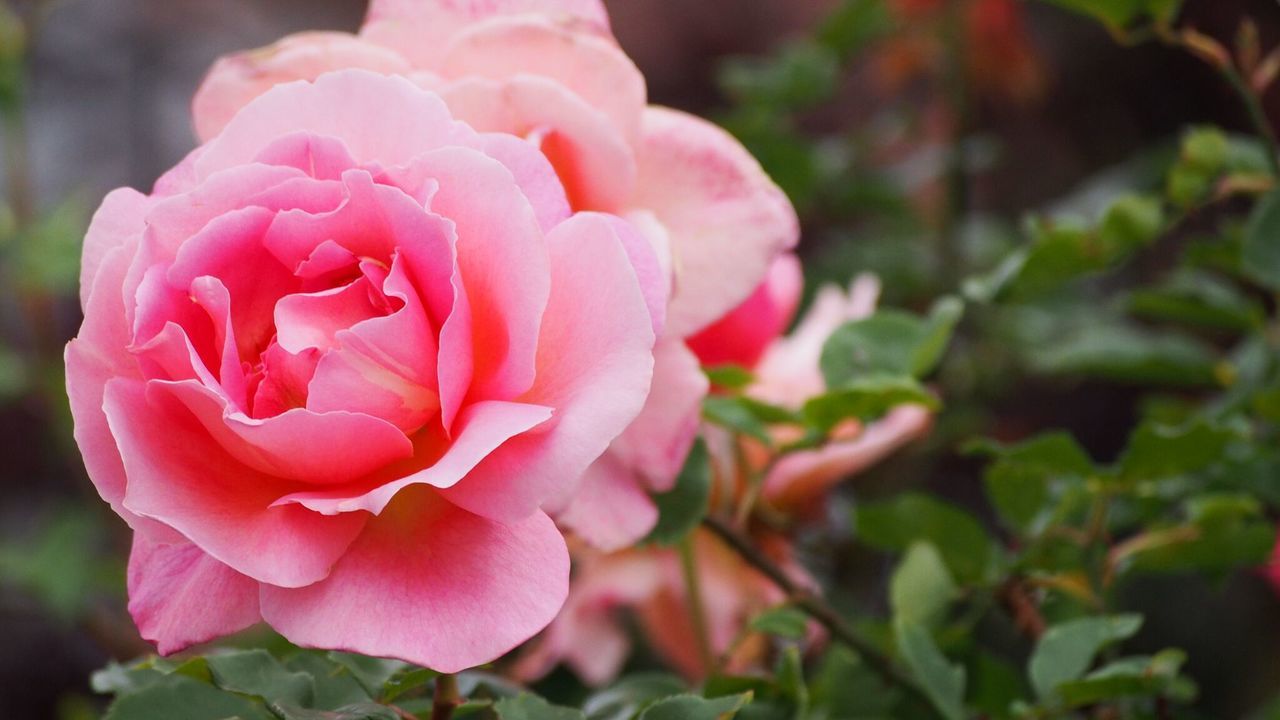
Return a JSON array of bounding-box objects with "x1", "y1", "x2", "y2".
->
[
  {"x1": 65, "y1": 70, "x2": 672, "y2": 671},
  {"x1": 191, "y1": 0, "x2": 799, "y2": 551},
  {"x1": 514, "y1": 529, "x2": 810, "y2": 684},
  {"x1": 514, "y1": 262, "x2": 933, "y2": 684},
  {"x1": 693, "y1": 258, "x2": 934, "y2": 517}
]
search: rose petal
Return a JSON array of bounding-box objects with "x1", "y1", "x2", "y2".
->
[
  {"x1": 411, "y1": 146, "x2": 550, "y2": 404},
  {"x1": 196, "y1": 70, "x2": 473, "y2": 180},
  {"x1": 555, "y1": 452, "x2": 659, "y2": 552},
  {"x1": 66, "y1": 242, "x2": 181, "y2": 542},
  {"x1": 261, "y1": 487, "x2": 568, "y2": 673},
  {"x1": 80, "y1": 188, "x2": 151, "y2": 309},
  {"x1": 631, "y1": 107, "x2": 799, "y2": 337},
  {"x1": 606, "y1": 338, "x2": 707, "y2": 494},
  {"x1": 151, "y1": 379, "x2": 415, "y2": 486},
  {"x1": 763, "y1": 405, "x2": 933, "y2": 510},
  {"x1": 440, "y1": 75, "x2": 636, "y2": 211},
  {"x1": 361, "y1": 0, "x2": 612, "y2": 68},
  {"x1": 128, "y1": 534, "x2": 262, "y2": 655},
  {"x1": 194, "y1": 32, "x2": 413, "y2": 142},
  {"x1": 107, "y1": 379, "x2": 368, "y2": 587},
  {"x1": 686, "y1": 253, "x2": 803, "y2": 369},
  {"x1": 274, "y1": 399, "x2": 552, "y2": 515},
  {"x1": 438, "y1": 17, "x2": 643, "y2": 145},
  {"x1": 439, "y1": 211, "x2": 656, "y2": 522}
]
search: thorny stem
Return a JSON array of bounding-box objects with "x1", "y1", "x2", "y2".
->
[
  {"x1": 678, "y1": 535, "x2": 717, "y2": 676},
  {"x1": 700, "y1": 515, "x2": 929, "y2": 704},
  {"x1": 431, "y1": 674, "x2": 460, "y2": 720}
]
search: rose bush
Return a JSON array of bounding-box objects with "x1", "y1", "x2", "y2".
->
[
  {"x1": 189, "y1": 0, "x2": 799, "y2": 551},
  {"x1": 513, "y1": 264, "x2": 934, "y2": 685},
  {"x1": 64, "y1": 69, "x2": 667, "y2": 671}
]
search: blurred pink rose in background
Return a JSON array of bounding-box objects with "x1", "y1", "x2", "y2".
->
[
  {"x1": 65, "y1": 70, "x2": 664, "y2": 672},
  {"x1": 516, "y1": 265, "x2": 934, "y2": 685},
  {"x1": 514, "y1": 529, "x2": 809, "y2": 684},
  {"x1": 191, "y1": 0, "x2": 799, "y2": 551},
  {"x1": 695, "y1": 266, "x2": 934, "y2": 517}
]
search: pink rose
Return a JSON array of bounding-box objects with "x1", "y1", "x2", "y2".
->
[
  {"x1": 695, "y1": 271, "x2": 934, "y2": 515},
  {"x1": 191, "y1": 0, "x2": 799, "y2": 550},
  {"x1": 750, "y1": 275, "x2": 933, "y2": 512},
  {"x1": 65, "y1": 70, "x2": 664, "y2": 671},
  {"x1": 513, "y1": 529, "x2": 809, "y2": 685}
]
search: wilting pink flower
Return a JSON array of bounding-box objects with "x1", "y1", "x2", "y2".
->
[
  {"x1": 517, "y1": 272, "x2": 933, "y2": 686},
  {"x1": 66, "y1": 70, "x2": 664, "y2": 671},
  {"x1": 191, "y1": 0, "x2": 799, "y2": 550},
  {"x1": 694, "y1": 270, "x2": 934, "y2": 515},
  {"x1": 513, "y1": 529, "x2": 809, "y2": 684}
]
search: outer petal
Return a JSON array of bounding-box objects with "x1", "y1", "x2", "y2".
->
[
  {"x1": 193, "y1": 32, "x2": 414, "y2": 142},
  {"x1": 261, "y1": 488, "x2": 569, "y2": 673},
  {"x1": 439, "y1": 212, "x2": 657, "y2": 521},
  {"x1": 107, "y1": 379, "x2": 367, "y2": 588},
  {"x1": 80, "y1": 188, "x2": 151, "y2": 308},
  {"x1": 763, "y1": 406, "x2": 933, "y2": 510},
  {"x1": 555, "y1": 452, "x2": 659, "y2": 552},
  {"x1": 195, "y1": 71, "x2": 473, "y2": 181},
  {"x1": 751, "y1": 275, "x2": 881, "y2": 408},
  {"x1": 128, "y1": 535, "x2": 262, "y2": 655},
  {"x1": 361, "y1": 0, "x2": 612, "y2": 68},
  {"x1": 66, "y1": 241, "x2": 180, "y2": 542},
  {"x1": 686, "y1": 254, "x2": 803, "y2": 369},
  {"x1": 630, "y1": 107, "x2": 799, "y2": 338},
  {"x1": 437, "y1": 17, "x2": 645, "y2": 147},
  {"x1": 606, "y1": 338, "x2": 707, "y2": 494},
  {"x1": 440, "y1": 76, "x2": 636, "y2": 211}
]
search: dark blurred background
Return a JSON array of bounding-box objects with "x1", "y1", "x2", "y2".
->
[{"x1": 2, "y1": 0, "x2": 1280, "y2": 717}]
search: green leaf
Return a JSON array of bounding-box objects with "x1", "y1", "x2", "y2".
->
[
  {"x1": 810, "y1": 646, "x2": 903, "y2": 718},
  {"x1": 1243, "y1": 189, "x2": 1280, "y2": 290},
  {"x1": 1127, "y1": 271, "x2": 1263, "y2": 332},
  {"x1": 205, "y1": 650, "x2": 315, "y2": 707},
  {"x1": 1038, "y1": 0, "x2": 1141, "y2": 28},
  {"x1": 645, "y1": 440, "x2": 712, "y2": 545},
  {"x1": 1056, "y1": 650, "x2": 1193, "y2": 707},
  {"x1": 970, "y1": 651, "x2": 1026, "y2": 720},
  {"x1": 325, "y1": 653, "x2": 406, "y2": 699},
  {"x1": 817, "y1": 0, "x2": 895, "y2": 59},
  {"x1": 497, "y1": 695, "x2": 587, "y2": 720},
  {"x1": 1123, "y1": 519, "x2": 1275, "y2": 575},
  {"x1": 889, "y1": 543, "x2": 958, "y2": 627},
  {"x1": 856, "y1": 493, "x2": 994, "y2": 583},
  {"x1": 283, "y1": 654, "x2": 373, "y2": 709},
  {"x1": 749, "y1": 606, "x2": 809, "y2": 640},
  {"x1": 703, "y1": 395, "x2": 772, "y2": 444},
  {"x1": 802, "y1": 375, "x2": 938, "y2": 432},
  {"x1": 972, "y1": 433, "x2": 1094, "y2": 534},
  {"x1": 1029, "y1": 322, "x2": 1219, "y2": 387},
  {"x1": 894, "y1": 619, "x2": 966, "y2": 720},
  {"x1": 819, "y1": 298, "x2": 962, "y2": 386},
  {"x1": 914, "y1": 297, "x2": 965, "y2": 378},
  {"x1": 380, "y1": 667, "x2": 437, "y2": 703},
  {"x1": 636, "y1": 693, "x2": 752, "y2": 720},
  {"x1": 1028, "y1": 614, "x2": 1144, "y2": 699},
  {"x1": 270, "y1": 704, "x2": 401, "y2": 720},
  {"x1": 103, "y1": 673, "x2": 274, "y2": 720},
  {"x1": 1117, "y1": 419, "x2": 1238, "y2": 481},
  {"x1": 583, "y1": 674, "x2": 688, "y2": 720},
  {"x1": 704, "y1": 365, "x2": 756, "y2": 390}
]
